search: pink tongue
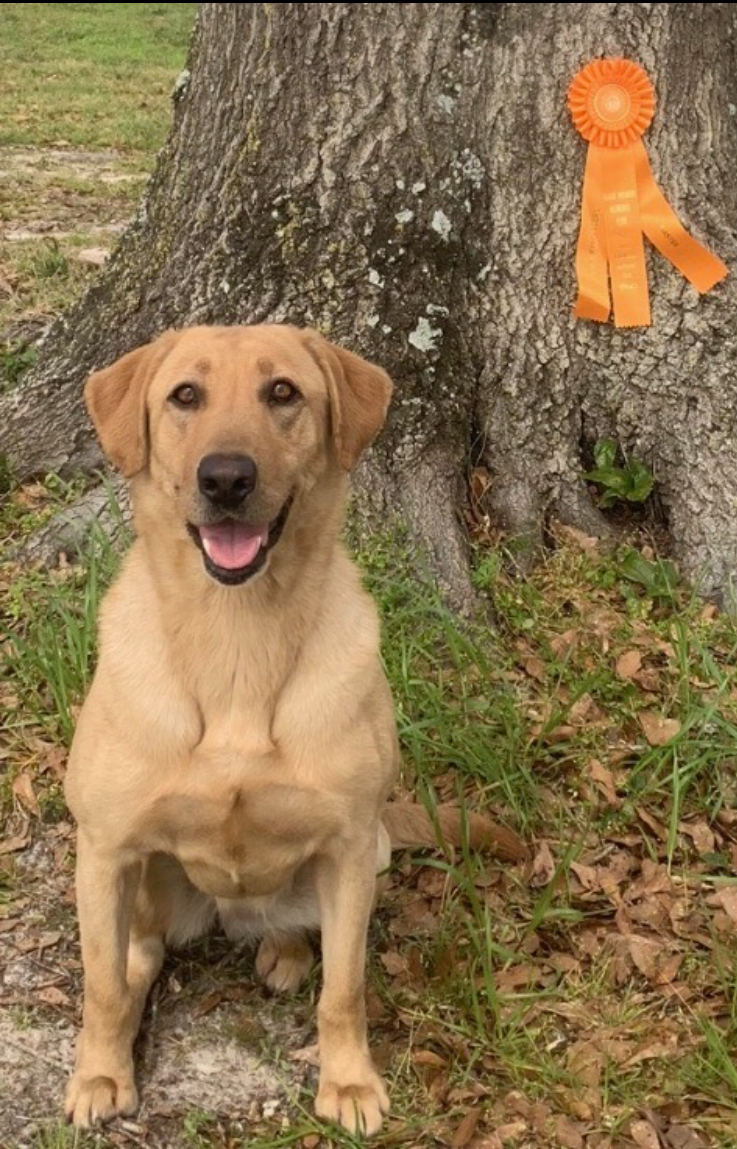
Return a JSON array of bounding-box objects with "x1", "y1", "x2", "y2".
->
[{"x1": 198, "y1": 521, "x2": 268, "y2": 570}]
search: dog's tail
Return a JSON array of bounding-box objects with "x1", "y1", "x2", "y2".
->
[{"x1": 382, "y1": 802, "x2": 527, "y2": 863}]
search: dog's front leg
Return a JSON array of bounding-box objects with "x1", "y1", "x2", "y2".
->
[
  {"x1": 65, "y1": 832, "x2": 142, "y2": 1127},
  {"x1": 314, "y1": 827, "x2": 389, "y2": 1137}
]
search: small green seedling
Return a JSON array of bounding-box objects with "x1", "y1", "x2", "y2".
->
[{"x1": 583, "y1": 438, "x2": 654, "y2": 508}]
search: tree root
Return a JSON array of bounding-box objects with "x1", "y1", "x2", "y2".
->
[
  {"x1": 555, "y1": 482, "x2": 614, "y2": 543},
  {"x1": 397, "y1": 445, "x2": 480, "y2": 618},
  {"x1": 15, "y1": 479, "x2": 129, "y2": 567}
]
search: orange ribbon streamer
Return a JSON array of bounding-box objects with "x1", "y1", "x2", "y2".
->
[{"x1": 568, "y1": 59, "x2": 727, "y2": 327}]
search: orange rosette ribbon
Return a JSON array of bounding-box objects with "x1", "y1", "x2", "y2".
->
[{"x1": 568, "y1": 58, "x2": 727, "y2": 327}]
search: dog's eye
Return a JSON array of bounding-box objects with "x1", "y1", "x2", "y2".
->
[
  {"x1": 269, "y1": 379, "x2": 299, "y2": 406},
  {"x1": 169, "y1": 383, "x2": 200, "y2": 409}
]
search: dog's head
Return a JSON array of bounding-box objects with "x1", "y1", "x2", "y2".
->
[{"x1": 85, "y1": 325, "x2": 392, "y2": 585}]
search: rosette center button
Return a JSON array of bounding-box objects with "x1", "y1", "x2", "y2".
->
[{"x1": 593, "y1": 84, "x2": 631, "y2": 125}]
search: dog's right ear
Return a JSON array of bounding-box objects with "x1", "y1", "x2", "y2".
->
[{"x1": 85, "y1": 333, "x2": 175, "y2": 477}]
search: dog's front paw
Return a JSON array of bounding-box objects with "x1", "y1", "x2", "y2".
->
[
  {"x1": 65, "y1": 1068, "x2": 138, "y2": 1127},
  {"x1": 315, "y1": 1068, "x2": 389, "y2": 1137}
]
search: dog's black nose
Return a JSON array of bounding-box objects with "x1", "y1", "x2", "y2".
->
[{"x1": 197, "y1": 453, "x2": 258, "y2": 508}]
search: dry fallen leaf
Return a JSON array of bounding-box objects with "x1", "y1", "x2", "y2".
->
[
  {"x1": 623, "y1": 1035, "x2": 678, "y2": 1067},
  {"x1": 488, "y1": 1120, "x2": 527, "y2": 1146},
  {"x1": 630, "y1": 1118, "x2": 661, "y2": 1149},
  {"x1": 12, "y1": 772, "x2": 40, "y2": 817},
  {"x1": 587, "y1": 759, "x2": 620, "y2": 807},
  {"x1": 36, "y1": 985, "x2": 71, "y2": 1008},
  {"x1": 640, "y1": 712, "x2": 681, "y2": 747},
  {"x1": 496, "y1": 963, "x2": 544, "y2": 991},
  {"x1": 554, "y1": 1114, "x2": 585, "y2": 1149},
  {"x1": 634, "y1": 667, "x2": 661, "y2": 693},
  {"x1": 627, "y1": 936, "x2": 683, "y2": 985},
  {"x1": 570, "y1": 861, "x2": 600, "y2": 891},
  {"x1": 679, "y1": 820, "x2": 716, "y2": 855},
  {"x1": 470, "y1": 466, "x2": 492, "y2": 507},
  {"x1": 565, "y1": 1040, "x2": 602, "y2": 1117},
  {"x1": 528, "y1": 1100, "x2": 552, "y2": 1135},
  {"x1": 0, "y1": 830, "x2": 31, "y2": 855},
  {"x1": 636, "y1": 806, "x2": 668, "y2": 841},
  {"x1": 16, "y1": 931, "x2": 63, "y2": 955},
  {"x1": 709, "y1": 888, "x2": 737, "y2": 926},
  {"x1": 555, "y1": 523, "x2": 599, "y2": 552},
  {"x1": 380, "y1": 950, "x2": 409, "y2": 977},
  {"x1": 38, "y1": 744, "x2": 67, "y2": 779},
  {"x1": 532, "y1": 722, "x2": 576, "y2": 744},
  {"x1": 366, "y1": 986, "x2": 387, "y2": 1021},
  {"x1": 595, "y1": 1036, "x2": 635, "y2": 1065},
  {"x1": 195, "y1": 985, "x2": 252, "y2": 1016},
  {"x1": 616, "y1": 650, "x2": 642, "y2": 680},
  {"x1": 627, "y1": 935, "x2": 660, "y2": 975},
  {"x1": 288, "y1": 1042, "x2": 320, "y2": 1066},
  {"x1": 531, "y1": 841, "x2": 556, "y2": 887},
  {"x1": 428, "y1": 1070, "x2": 450, "y2": 1104},
  {"x1": 569, "y1": 693, "x2": 603, "y2": 726},
  {"x1": 413, "y1": 1050, "x2": 448, "y2": 1069},
  {"x1": 551, "y1": 630, "x2": 578, "y2": 660},
  {"x1": 548, "y1": 952, "x2": 580, "y2": 975},
  {"x1": 665, "y1": 1124, "x2": 708, "y2": 1149},
  {"x1": 452, "y1": 1107, "x2": 482, "y2": 1148},
  {"x1": 523, "y1": 656, "x2": 546, "y2": 683}
]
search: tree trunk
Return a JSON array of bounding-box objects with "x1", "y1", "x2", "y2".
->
[{"x1": 3, "y1": 3, "x2": 736, "y2": 607}]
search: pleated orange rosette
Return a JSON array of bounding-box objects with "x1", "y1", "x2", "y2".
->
[{"x1": 568, "y1": 59, "x2": 727, "y2": 327}]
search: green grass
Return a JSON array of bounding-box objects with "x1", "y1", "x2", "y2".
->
[
  {"x1": 0, "y1": 236, "x2": 92, "y2": 348},
  {"x1": 30, "y1": 1122, "x2": 100, "y2": 1149},
  {"x1": 0, "y1": 3, "x2": 196, "y2": 151},
  {"x1": 0, "y1": 4, "x2": 194, "y2": 361},
  {"x1": 355, "y1": 529, "x2": 538, "y2": 826},
  {"x1": 2, "y1": 482, "x2": 124, "y2": 747}
]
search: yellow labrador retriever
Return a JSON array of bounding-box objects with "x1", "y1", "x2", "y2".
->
[{"x1": 64, "y1": 325, "x2": 522, "y2": 1135}]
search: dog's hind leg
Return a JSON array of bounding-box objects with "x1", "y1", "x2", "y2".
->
[
  {"x1": 259, "y1": 821, "x2": 391, "y2": 997},
  {"x1": 217, "y1": 885, "x2": 318, "y2": 995},
  {"x1": 255, "y1": 933, "x2": 314, "y2": 993}
]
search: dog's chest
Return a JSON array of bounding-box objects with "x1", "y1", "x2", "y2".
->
[{"x1": 140, "y1": 750, "x2": 336, "y2": 899}]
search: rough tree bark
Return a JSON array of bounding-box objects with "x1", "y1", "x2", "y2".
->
[{"x1": 2, "y1": 3, "x2": 737, "y2": 607}]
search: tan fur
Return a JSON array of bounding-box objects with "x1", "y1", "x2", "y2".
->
[
  {"x1": 383, "y1": 803, "x2": 526, "y2": 861},
  {"x1": 63, "y1": 324, "x2": 521, "y2": 1136},
  {"x1": 65, "y1": 325, "x2": 398, "y2": 1134},
  {"x1": 84, "y1": 332, "x2": 178, "y2": 477}
]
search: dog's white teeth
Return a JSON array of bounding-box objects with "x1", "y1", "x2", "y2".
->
[{"x1": 201, "y1": 535, "x2": 214, "y2": 560}]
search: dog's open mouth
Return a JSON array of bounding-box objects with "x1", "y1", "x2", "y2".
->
[{"x1": 187, "y1": 498, "x2": 292, "y2": 585}]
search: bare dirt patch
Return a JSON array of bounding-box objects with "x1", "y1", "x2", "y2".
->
[{"x1": 0, "y1": 828, "x2": 312, "y2": 1149}]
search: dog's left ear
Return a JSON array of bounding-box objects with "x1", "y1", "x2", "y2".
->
[
  {"x1": 85, "y1": 332, "x2": 176, "y2": 476},
  {"x1": 304, "y1": 332, "x2": 393, "y2": 470}
]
